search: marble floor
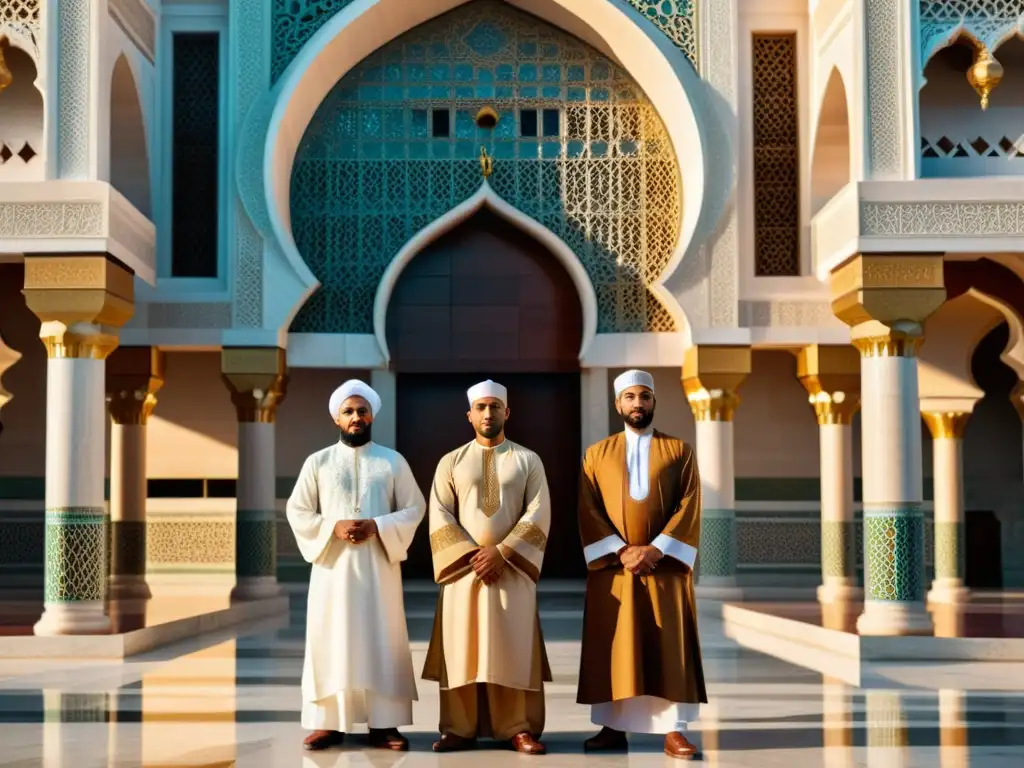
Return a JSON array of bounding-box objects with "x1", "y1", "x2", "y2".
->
[{"x1": 1, "y1": 587, "x2": 1023, "y2": 766}]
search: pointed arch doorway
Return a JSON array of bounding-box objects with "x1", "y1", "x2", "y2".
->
[{"x1": 387, "y1": 208, "x2": 585, "y2": 579}]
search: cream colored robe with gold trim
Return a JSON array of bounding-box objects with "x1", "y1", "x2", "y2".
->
[{"x1": 422, "y1": 439, "x2": 552, "y2": 692}]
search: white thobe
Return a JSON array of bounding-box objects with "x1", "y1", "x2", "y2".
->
[
  {"x1": 588, "y1": 428, "x2": 701, "y2": 734},
  {"x1": 286, "y1": 441, "x2": 426, "y2": 731}
]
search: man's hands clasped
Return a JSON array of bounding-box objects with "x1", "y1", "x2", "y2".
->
[
  {"x1": 471, "y1": 545, "x2": 506, "y2": 586},
  {"x1": 619, "y1": 544, "x2": 663, "y2": 576},
  {"x1": 334, "y1": 519, "x2": 378, "y2": 544}
]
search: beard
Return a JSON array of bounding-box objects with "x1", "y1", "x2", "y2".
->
[
  {"x1": 621, "y1": 407, "x2": 654, "y2": 430},
  {"x1": 476, "y1": 421, "x2": 503, "y2": 440},
  {"x1": 339, "y1": 424, "x2": 372, "y2": 447}
]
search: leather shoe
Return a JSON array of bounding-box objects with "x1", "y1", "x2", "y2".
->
[
  {"x1": 432, "y1": 732, "x2": 476, "y2": 752},
  {"x1": 584, "y1": 726, "x2": 628, "y2": 752},
  {"x1": 303, "y1": 730, "x2": 344, "y2": 750},
  {"x1": 664, "y1": 731, "x2": 699, "y2": 760},
  {"x1": 511, "y1": 731, "x2": 546, "y2": 755},
  {"x1": 369, "y1": 728, "x2": 409, "y2": 751}
]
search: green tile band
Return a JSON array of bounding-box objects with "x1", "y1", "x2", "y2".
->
[
  {"x1": 110, "y1": 520, "x2": 147, "y2": 577},
  {"x1": 863, "y1": 505, "x2": 925, "y2": 603},
  {"x1": 821, "y1": 519, "x2": 856, "y2": 579},
  {"x1": 236, "y1": 509, "x2": 277, "y2": 579},
  {"x1": 698, "y1": 508, "x2": 736, "y2": 579},
  {"x1": 933, "y1": 521, "x2": 964, "y2": 582},
  {"x1": 43, "y1": 507, "x2": 107, "y2": 604}
]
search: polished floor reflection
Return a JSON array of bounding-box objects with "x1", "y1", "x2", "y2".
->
[{"x1": 1, "y1": 587, "x2": 1023, "y2": 766}]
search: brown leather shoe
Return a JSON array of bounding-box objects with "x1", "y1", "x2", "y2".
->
[
  {"x1": 368, "y1": 728, "x2": 409, "y2": 751},
  {"x1": 432, "y1": 732, "x2": 476, "y2": 752},
  {"x1": 511, "y1": 731, "x2": 546, "y2": 755},
  {"x1": 665, "y1": 731, "x2": 699, "y2": 760},
  {"x1": 584, "y1": 726, "x2": 628, "y2": 752},
  {"x1": 303, "y1": 729, "x2": 344, "y2": 750}
]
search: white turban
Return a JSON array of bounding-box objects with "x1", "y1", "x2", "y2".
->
[
  {"x1": 614, "y1": 369, "x2": 655, "y2": 398},
  {"x1": 467, "y1": 379, "x2": 508, "y2": 406},
  {"x1": 329, "y1": 379, "x2": 382, "y2": 419}
]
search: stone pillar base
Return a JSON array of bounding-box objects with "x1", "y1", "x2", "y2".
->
[
  {"x1": 231, "y1": 576, "x2": 282, "y2": 603},
  {"x1": 107, "y1": 574, "x2": 152, "y2": 601},
  {"x1": 34, "y1": 602, "x2": 112, "y2": 636},
  {"x1": 856, "y1": 601, "x2": 933, "y2": 636},
  {"x1": 927, "y1": 579, "x2": 970, "y2": 606},
  {"x1": 817, "y1": 580, "x2": 863, "y2": 605}
]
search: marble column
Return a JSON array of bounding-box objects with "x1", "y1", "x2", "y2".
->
[
  {"x1": 682, "y1": 345, "x2": 751, "y2": 599},
  {"x1": 829, "y1": 254, "x2": 946, "y2": 636},
  {"x1": 22, "y1": 254, "x2": 134, "y2": 636},
  {"x1": 798, "y1": 345, "x2": 862, "y2": 604},
  {"x1": 221, "y1": 347, "x2": 288, "y2": 602},
  {"x1": 370, "y1": 368, "x2": 396, "y2": 449},
  {"x1": 922, "y1": 410, "x2": 971, "y2": 605},
  {"x1": 106, "y1": 347, "x2": 165, "y2": 601},
  {"x1": 865, "y1": 690, "x2": 910, "y2": 768}
]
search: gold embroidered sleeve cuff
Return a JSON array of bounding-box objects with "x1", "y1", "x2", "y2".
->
[
  {"x1": 500, "y1": 520, "x2": 548, "y2": 583},
  {"x1": 430, "y1": 524, "x2": 478, "y2": 584}
]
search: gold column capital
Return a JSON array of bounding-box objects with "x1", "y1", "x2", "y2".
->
[
  {"x1": 829, "y1": 254, "x2": 946, "y2": 338},
  {"x1": 921, "y1": 411, "x2": 970, "y2": 440},
  {"x1": 22, "y1": 254, "x2": 135, "y2": 359},
  {"x1": 681, "y1": 345, "x2": 751, "y2": 422},
  {"x1": 107, "y1": 347, "x2": 166, "y2": 425},
  {"x1": 221, "y1": 347, "x2": 288, "y2": 423},
  {"x1": 797, "y1": 345, "x2": 861, "y2": 425}
]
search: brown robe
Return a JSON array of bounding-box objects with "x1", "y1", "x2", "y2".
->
[{"x1": 576, "y1": 430, "x2": 707, "y2": 706}]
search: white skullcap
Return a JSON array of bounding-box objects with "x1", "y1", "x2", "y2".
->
[
  {"x1": 329, "y1": 379, "x2": 382, "y2": 418},
  {"x1": 467, "y1": 379, "x2": 508, "y2": 406},
  {"x1": 614, "y1": 369, "x2": 655, "y2": 397}
]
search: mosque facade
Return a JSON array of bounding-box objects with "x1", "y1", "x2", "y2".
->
[{"x1": 1, "y1": 0, "x2": 1023, "y2": 636}]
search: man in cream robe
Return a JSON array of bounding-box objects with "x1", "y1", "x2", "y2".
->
[
  {"x1": 422, "y1": 380, "x2": 552, "y2": 755},
  {"x1": 577, "y1": 369, "x2": 707, "y2": 760},
  {"x1": 286, "y1": 380, "x2": 426, "y2": 752}
]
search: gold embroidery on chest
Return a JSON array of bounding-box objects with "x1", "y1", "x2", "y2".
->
[
  {"x1": 510, "y1": 521, "x2": 547, "y2": 551},
  {"x1": 430, "y1": 524, "x2": 466, "y2": 553},
  {"x1": 482, "y1": 449, "x2": 501, "y2": 517}
]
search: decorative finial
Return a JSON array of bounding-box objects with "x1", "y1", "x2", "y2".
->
[
  {"x1": 967, "y1": 46, "x2": 1003, "y2": 111},
  {"x1": 0, "y1": 38, "x2": 12, "y2": 96},
  {"x1": 479, "y1": 146, "x2": 494, "y2": 178}
]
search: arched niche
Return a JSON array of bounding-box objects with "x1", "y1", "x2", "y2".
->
[
  {"x1": 0, "y1": 39, "x2": 42, "y2": 181},
  {"x1": 109, "y1": 54, "x2": 152, "y2": 218},
  {"x1": 810, "y1": 67, "x2": 851, "y2": 217}
]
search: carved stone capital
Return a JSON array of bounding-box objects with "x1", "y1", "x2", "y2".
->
[
  {"x1": 797, "y1": 345, "x2": 861, "y2": 425},
  {"x1": 921, "y1": 411, "x2": 970, "y2": 441},
  {"x1": 682, "y1": 345, "x2": 751, "y2": 422},
  {"x1": 850, "y1": 320, "x2": 925, "y2": 359},
  {"x1": 107, "y1": 347, "x2": 166, "y2": 425},
  {"x1": 22, "y1": 255, "x2": 135, "y2": 359},
  {"x1": 221, "y1": 347, "x2": 288, "y2": 423},
  {"x1": 829, "y1": 254, "x2": 946, "y2": 330}
]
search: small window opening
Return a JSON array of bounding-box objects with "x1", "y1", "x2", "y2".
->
[
  {"x1": 431, "y1": 109, "x2": 451, "y2": 137},
  {"x1": 542, "y1": 108, "x2": 560, "y2": 137}
]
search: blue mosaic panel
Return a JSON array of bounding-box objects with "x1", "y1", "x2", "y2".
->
[
  {"x1": 271, "y1": 0, "x2": 698, "y2": 83},
  {"x1": 290, "y1": 0, "x2": 682, "y2": 333}
]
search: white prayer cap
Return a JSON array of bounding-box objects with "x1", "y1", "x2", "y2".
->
[
  {"x1": 614, "y1": 369, "x2": 655, "y2": 397},
  {"x1": 329, "y1": 379, "x2": 382, "y2": 418},
  {"x1": 467, "y1": 379, "x2": 508, "y2": 406}
]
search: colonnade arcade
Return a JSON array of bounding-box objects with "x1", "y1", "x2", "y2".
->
[{"x1": 4, "y1": 252, "x2": 1021, "y2": 637}]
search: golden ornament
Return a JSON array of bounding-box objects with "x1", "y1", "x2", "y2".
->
[{"x1": 966, "y1": 47, "x2": 1003, "y2": 111}]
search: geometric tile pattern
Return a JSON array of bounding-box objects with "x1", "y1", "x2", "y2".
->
[
  {"x1": 43, "y1": 508, "x2": 106, "y2": 604},
  {"x1": 863, "y1": 505, "x2": 926, "y2": 602},
  {"x1": 289, "y1": 1, "x2": 681, "y2": 334},
  {"x1": 821, "y1": 520, "x2": 856, "y2": 579},
  {"x1": 147, "y1": 520, "x2": 234, "y2": 565},
  {"x1": 110, "y1": 520, "x2": 147, "y2": 577},
  {"x1": 934, "y1": 521, "x2": 964, "y2": 582},
  {"x1": 738, "y1": 520, "x2": 818, "y2": 565},
  {"x1": 699, "y1": 509, "x2": 737, "y2": 578},
  {"x1": 624, "y1": 0, "x2": 698, "y2": 66},
  {"x1": 235, "y1": 510, "x2": 277, "y2": 579}
]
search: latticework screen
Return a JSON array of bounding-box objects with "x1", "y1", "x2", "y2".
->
[
  {"x1": 751, "y1": 33, "x2": 800, "y2": 277},
  {"x1": 171, "y1": 32, "x2": 220, "y2": 278},
  {"x1": 289, "y1": 0, "x2": 682, "y2": 334}
]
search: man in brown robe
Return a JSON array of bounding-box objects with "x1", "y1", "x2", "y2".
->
[
  {"x1": 422, "y1": 379, "x2": 551, "y2": 755},
  {"x1": 577, "y1": 369, "x2": 707, "y2": 760}
]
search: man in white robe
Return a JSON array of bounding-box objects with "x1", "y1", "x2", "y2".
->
[
  {"x1": 286, "y1": 379, "x2": 426, "y2": 752},
  {"x1": 422, "y1": 380, "x2": 551, "y2": 756}
]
